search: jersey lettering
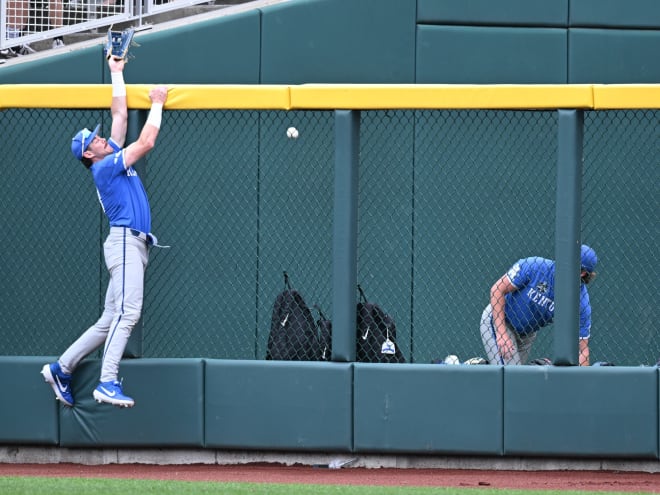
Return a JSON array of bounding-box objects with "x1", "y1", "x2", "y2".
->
[{"x1": 526, "y1": 287, "x2": 555, "y2": 313}]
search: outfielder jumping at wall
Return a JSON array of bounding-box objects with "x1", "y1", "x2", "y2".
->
[
  {"x1": 41, "y1": 55, "x2": 169, "y2": 408},
  {"x1": 480, "y1": 244, "x2": 598, "y2": 366}
]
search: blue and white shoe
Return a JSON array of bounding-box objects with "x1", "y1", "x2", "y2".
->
[
  {"x1": 93, "y1": 380, "x2": 135, "y2": 408},
  {"x1": 41, "y1": 362, "x2": 74, "y2": 407}
]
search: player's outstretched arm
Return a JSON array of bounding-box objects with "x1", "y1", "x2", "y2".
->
[
  {"x1": 490, "y1": 274, "x2": 517, "y2": 361},
  {"x1": 579, "y1": 338, "x2": 590, "y2": 366},
  {"x1": 108, "y1": 57, "x2": 128, "y2": 147},
  {"x1": 123, "y1": 86, "x2": 168, "y2": 168}
]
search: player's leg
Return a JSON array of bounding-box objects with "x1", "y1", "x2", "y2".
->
[
  {"x1": 480, "y1": 305, "x2": 503, "y2": 364},
  {"x1": 58, "y1": 281, "x2": 116, "y2": 374},
  {"x1": 99, "y1": 234, "x2": 147, "y2": 382},
  {"x1": 93, "y1": 229, "x2": 147, "y2": 407},
  {"x1": 515, "y1": 332, "x2": 537, "y2": 365}
]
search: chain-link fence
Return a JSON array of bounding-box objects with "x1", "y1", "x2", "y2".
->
[{"x1": 0, "y1": 104, "x2": 657, "y2": 366}]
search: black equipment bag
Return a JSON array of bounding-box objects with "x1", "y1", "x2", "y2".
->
[
  {"x1": 266, "y1": 272, "x2": 321, "y2": 361},
  {"x1": 356, "y1": 285, "x2": 405, "y2": 363},
  {"x1": 314, "y1": 305, "x2": 332, "y2": 361}
]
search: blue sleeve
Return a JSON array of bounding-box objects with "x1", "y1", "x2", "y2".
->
[
  {"x1": 506, "y1": 258, "x2": 531, "y2": 290},
  {"x1": 579, "y1": 285, "x2": 592, "y2": 339}
]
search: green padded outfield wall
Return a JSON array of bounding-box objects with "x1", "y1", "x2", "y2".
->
[
  {"x1": 504, "y1": 366, "x2": 658, "y2": 458},
  {"x1": 205, "y1": 360, "x2": 353, "y2": 451},
  {"x1": 353, "y1": 364, "x2": 503, "y2": 454},
  {"x1": 0, "y1": 357, "x2": 59, "y2": 446},
  {"x1": 259, "y1": 0, "x2": 416, "y2": 83},
  {"x1": 5, "y1": 357, "x2": 656, "y2": 458},
  {"x1": 58, "y1": 358, "x2": 204, "y2": 447}
]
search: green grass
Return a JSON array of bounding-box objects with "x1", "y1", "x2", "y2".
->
[{"x1": 0, "y1": 477, "x2": 652, "y2": 495}]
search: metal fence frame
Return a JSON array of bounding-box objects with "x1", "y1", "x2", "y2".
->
[{"x1": 0, "y1": 0, "x2": 231, "y2": 50}]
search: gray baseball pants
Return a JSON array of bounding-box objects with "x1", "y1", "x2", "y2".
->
[
  {"x1": 480, "y1": 304, "x2": 536, "y2": 365},
  {"x1": 59, "y1": 227, "x2": 148, "y2": 382}
]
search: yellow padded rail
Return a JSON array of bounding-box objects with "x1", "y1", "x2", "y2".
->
[
  {"x1": 289, "y1": 84, "x2": 596, "y2": 109},
  {"x1": 1, "y1": 84, "x2": 659, "y2": 110},
  {"x1": 592, "y1": 84, "x2": 660, "y2": 109},
  {"x1": 0, "y1": 84, "x2": 292, "y2": 110}
]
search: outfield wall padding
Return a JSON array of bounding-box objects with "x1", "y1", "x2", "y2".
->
[
  {"x1": 58, "y1": 359, "x2": 205, "y2": 448},
  {"x1": 417, "y1": 0, "x2": 569, "y2": 27},
  {"x1": 0, "y1": 357, "x2": 59, "y2": 445},
  {"x1": 2, "y1": 358, "x2": 659, "y2": 459},
  {"x1": 353, "y1": 364, "x2": 504, "y2": 455},
  {"x1": 204, "y1": 360, "x2": 353, "y2": 451},
  {"x1": 504, "y1": 366, "x2": 659, "y2": 458},
  {"x1": 569, "y1": 28, "x2": 660, "y2": 84},
  {"x1": 259, "y1": 0, "x2": 416, "y2": 84},
  {"x1": 416, "y1": 25, "x2": 568, "y2": 91},
  {"x1": 569, "y1": 0, "x2": 660, "y2": 28}
]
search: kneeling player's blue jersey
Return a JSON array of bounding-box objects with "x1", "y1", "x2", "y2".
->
[
  {"x1": 505, "y1": 257, "x2": 591, "y2": 338},
  {"x1": 91, "y1": 139, "x2": 151, "y2": 234}
]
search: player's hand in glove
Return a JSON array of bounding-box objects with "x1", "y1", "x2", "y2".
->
[{"x1": 107, "y1": 56, "x2": 125, "y2": 73}]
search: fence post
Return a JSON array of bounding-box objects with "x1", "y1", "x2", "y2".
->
[
  {"x1": 332, "y1": 110, "x2": 360, "y2": 362},
  {"x1": 554, "y1": 109, "x2": 584, "y2": 366}
]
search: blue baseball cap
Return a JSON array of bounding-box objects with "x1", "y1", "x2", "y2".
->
[
  {"x1": 71, "y1": 123, "x2": 100, "y2": 161},
  {"x1": 580, "y1": 244, "x2": 598, "y2": 272}
]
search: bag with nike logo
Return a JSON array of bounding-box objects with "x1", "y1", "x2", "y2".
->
[
  {"x1": 265, "y1": 272, "x2": 321, "y2": 361},
  {"x1": 314, "y1": 305, "x2": 332, "y2": 361},
  {"x1": 356, "y1": 285, "x2": 405, "y2": 363}
]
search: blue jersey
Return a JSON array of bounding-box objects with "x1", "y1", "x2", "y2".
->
[
  {"x1": 505, "y1": 257, "x2": 591, "y2": 339},
  {"x1": 90, "y1": 139, "x2": 151, "y2": 234}
]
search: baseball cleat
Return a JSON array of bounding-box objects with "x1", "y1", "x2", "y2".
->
[
  {"x1": 41, "y1": 363, "x2": 74, "y2": 407},
  {"x1": 93, "y1": 380, "x2": 135, "y2": 408}
]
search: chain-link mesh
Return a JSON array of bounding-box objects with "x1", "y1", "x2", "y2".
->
[
  {"x1": 0, "y1": 108, "x2": 105, "y2": 357},
  {"x1": 142, "y1": 109, "x2": 334, "y2": 359},
  {"x1": 358, "y1": 110, "x2": 558, "y2": 364},
  {"x1": 583, "y1": 110, "x2": 659, "y2": 366},
  {"x1": 0, "y1": 106, "x2": 656, "y2": 366}
]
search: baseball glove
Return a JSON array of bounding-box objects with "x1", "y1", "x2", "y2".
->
[
  {"x1": 463, "y1": 357, "x2": 489, "y2": 365},
  {"x1": 529, "y1": 357, "x2": 553, "y2": 366},
  {"x1": 104, "y1": 26, "x2": 138, "y2": 61}
]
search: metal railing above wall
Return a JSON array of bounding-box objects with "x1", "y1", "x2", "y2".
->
[{"x1": 0, "y1": 0, "x2": 230, "y2": 50}]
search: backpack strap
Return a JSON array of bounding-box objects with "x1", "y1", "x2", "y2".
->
[
  {"x1": 357, "y1": 284, "x2": 367, "y2": 304},
  {"x1": 313, "y1": 304, "x2": 327, "y2": 321}
]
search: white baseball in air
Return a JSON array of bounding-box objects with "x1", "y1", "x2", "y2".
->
[{"x1": 286, "y1": 126, "x2": 299, "y2": 139}]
